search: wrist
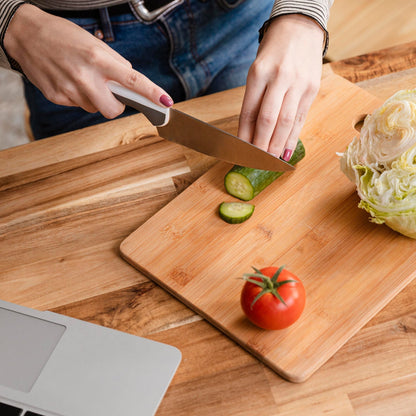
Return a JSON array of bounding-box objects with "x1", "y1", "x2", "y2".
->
[
  {"x1": 267, "y1": 14, "x2": 324, "y2": 39},
  {"x1": 4, "y1": 4, "x2": 42, "y2": 63},
  {"x1": 261, "y1": 14, "x2": 326, "y2": 55}
]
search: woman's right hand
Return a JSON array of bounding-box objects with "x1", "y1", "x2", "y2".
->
[{"x1": 4, "y1": 4, "x2": 173, "y2": 118}]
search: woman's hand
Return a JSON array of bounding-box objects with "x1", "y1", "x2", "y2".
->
[
  {"x1": 238, "y1": 14, "x2": 324, "y2": 160},
  {"x1": 4, "y1": 4, "x2": 173, "y2": 118}
]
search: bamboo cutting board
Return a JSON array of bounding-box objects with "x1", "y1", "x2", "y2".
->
[{"x1": 120, "y1": 74, "x2": 416, "y2": 382}]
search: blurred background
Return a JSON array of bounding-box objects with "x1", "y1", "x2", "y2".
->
[{"x1": 1, "y1": 0, "x2": 415, "y2": 150}]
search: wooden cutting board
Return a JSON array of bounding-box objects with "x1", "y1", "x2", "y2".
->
[{"x1": 120, "y1": 74, "x2": 416, "y2": 382}]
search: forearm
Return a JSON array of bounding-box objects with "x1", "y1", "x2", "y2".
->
[{"x1": 0, "y1": 0, "x2": 25, "y2": 71}]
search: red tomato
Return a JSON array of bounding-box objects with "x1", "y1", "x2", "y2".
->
[{"x1": 240, "y1": 266, "x2": 305, "y2": 330}]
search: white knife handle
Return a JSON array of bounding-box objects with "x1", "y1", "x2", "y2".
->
[{"x1": 107, "y1": 81, "x2": 170, "y2": 126}]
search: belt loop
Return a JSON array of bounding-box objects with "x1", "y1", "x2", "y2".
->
[{"x1": 99, "y1": 7, "x2": 115, "y2": 42}]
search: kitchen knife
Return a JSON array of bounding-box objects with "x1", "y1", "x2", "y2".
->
[{"x1": 108, "y1": 82, "x2": 295, "y2": 171}]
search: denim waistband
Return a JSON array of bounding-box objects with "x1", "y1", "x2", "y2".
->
[
  {"x1": 45, "y1": 0, "x2": 181, "y2": 41},
  {"x1": 45, "y1": 0, "x2": 176, "y2": 19}
]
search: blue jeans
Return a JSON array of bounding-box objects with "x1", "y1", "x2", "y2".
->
[{"x1": 24, "y1": 0, "x2": 274, "y2": 139}]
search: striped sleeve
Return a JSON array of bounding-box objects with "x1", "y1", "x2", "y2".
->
[
  {"x1": 0, "y1": 0, "x2": 25, "y2": 71},
  {"x1": 260, "y1": 0, "x2": 334, "y2": 56}
]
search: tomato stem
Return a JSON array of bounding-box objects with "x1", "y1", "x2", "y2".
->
[{"x1": 242, "y1": 266, "x2": 299, "y2": 309}]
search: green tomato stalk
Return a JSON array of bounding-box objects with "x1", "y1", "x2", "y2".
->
[{"x1": 242, "y1": 266, "x2": 298, "y2": 309}]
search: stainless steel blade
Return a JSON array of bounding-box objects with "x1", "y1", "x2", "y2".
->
[{"x1": 157, "y1": 109, "x2": 295, "y2": 171}]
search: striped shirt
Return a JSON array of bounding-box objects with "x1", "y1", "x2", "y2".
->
[{"x1": 0, "y1": 0, "x2": 334, "y2": 71}]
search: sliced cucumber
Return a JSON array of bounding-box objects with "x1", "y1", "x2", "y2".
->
[
  {"x1": 219, "y1": 202, "x2": 255, "y2": 224},
  {"x1": 224, "y1": 140, "x2": 305, "y2": 201}
]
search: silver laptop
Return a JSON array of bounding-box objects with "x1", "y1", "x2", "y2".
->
[{"x1": 0, "y1": 299, "x2": 181, "y2": 416}]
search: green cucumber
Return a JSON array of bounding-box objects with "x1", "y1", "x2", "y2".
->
[
  {"x1": 224, "y1": 140, "x2": 305, "y2": 201},
  {"x1": 219, "y1": 202, "x2": 255, "y2": 224}
]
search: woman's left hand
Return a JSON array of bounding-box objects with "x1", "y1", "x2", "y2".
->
[{"x1": 238, "y1": 14, "x2": 324, "y2": 161}]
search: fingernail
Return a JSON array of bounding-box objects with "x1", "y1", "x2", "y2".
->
[
  {"x1": 283, "y1": 149, "x2": 293, "y2": 161},
  {"x1": 159, "y1": 94, "x2": 173, "y2": 107}
]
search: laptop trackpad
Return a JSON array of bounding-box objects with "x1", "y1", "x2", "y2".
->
[{"x1": 0, "y1": 307, "x2": 66, "y2": 392}]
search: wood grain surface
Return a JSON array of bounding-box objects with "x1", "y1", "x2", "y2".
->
[
  {"x1": 327, "y1": 0, "x2": 416, "y2": 61},
  {"x1": 120, "y1": 73, "x2": 416, "y2": 382},
  {"x1": 1, "y1": 42, "x2": 416, "y2": 413}
]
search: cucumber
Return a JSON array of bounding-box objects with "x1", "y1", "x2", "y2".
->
[
  {"x1": 219, "y1": 202, "x2": 255, "y2": 224},
  {"x1": 224, "y1": 140, "x2": 305, "y2": 201}
]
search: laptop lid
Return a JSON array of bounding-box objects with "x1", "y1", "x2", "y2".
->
[{"x1": 0, "y1": 300, "x2": 181, "y2": 416}]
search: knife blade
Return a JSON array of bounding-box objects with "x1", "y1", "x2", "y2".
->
[{"x1": 108, "y1": 82, "x2": 295, "y2": 171}]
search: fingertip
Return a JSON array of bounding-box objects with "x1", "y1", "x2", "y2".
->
[
  {"x1": 159, "y1": 94, "x2": 174, "y2": 107},
  {"x1": 282, "y1": 148, "x2": 293, "y2": 161},
  {"x1": 237, "y1": 123, "x2": 253, "y2": 144},
  {"x1": 267, "y1": 140, "x2": 285, "y2": 160},
  {"x1": 104, "y1": 101, "x2": 125, "y2": 119},
  {"x1": 252, "y1": 137, "x2": 270, "y2": 152}
]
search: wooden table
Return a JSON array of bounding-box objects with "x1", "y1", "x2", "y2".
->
[{"x1": 1, "y1": 42, "x2": 416, "y2": 415}]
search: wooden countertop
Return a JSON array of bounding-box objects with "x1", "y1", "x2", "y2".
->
[{"x1": 1, "y1": 42, "x2": 416, "y2": 414}]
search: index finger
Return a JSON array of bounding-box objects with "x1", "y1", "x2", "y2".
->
[
  {"x1": 238, "y1": 77, "x2": 266, "y2": 144},
  {"x1": 109, "y1": 64, "x2": 173, "y2": 108}
]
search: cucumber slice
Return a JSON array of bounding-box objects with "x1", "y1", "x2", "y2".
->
[
  {"x1": 219, "y1": 202, "x2": 255, "y2": 224},
  {"x1": 224, "y1": 140, "x2": 305, "y2": 201}
]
